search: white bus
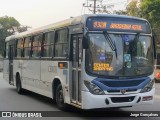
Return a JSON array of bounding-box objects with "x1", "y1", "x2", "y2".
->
[{"x1": 3, "y1": 14, "x2": 156, "y2": 110}]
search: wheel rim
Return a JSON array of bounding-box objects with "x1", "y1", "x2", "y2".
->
[
  {"x1": 57, "y1": 88, "x2": 64, "y2": 106},
  {"x1": 16, "y1": 76, "x2": 21, "y2": 92}
]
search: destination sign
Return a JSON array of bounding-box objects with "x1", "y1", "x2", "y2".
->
[
  {"x1": 110, "y1": 23, "x2": 143, "y2": 31},
  {"x1": 93, "y1": 63, "x2": 113, "y2": 71},
  {"x1": 93, "y1": 21, "x2": 107, "y2": 29},
  {"x1": 87, "y1": 17, "x2": 151, "y2": 33}
]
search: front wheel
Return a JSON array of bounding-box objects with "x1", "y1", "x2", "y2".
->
[
  {"x1": 56, "y1": 84, "x2": 68, "y2": 110},
  {"x1": 16, "y1": 75, "x2": 24, "y2": 94}
]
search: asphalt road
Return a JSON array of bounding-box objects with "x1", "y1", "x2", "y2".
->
[{"x1": 0, "y1": 72, "x2": 160, "y2": 120}]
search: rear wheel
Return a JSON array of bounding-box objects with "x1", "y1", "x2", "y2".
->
[
  {"x1": 16, "y1": 75, "x2": 24, "y2": 94},
  {"x1": 56, "y1": 84, "x2": 68, "y2": 110}
]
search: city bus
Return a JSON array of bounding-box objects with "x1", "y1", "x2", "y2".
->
[{"x1": 3, "y1": 14, "x2": 156, "y2": 110}]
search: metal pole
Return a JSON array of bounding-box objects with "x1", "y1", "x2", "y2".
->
[{"x1": 93, "y1": 0, "x2": 96, "y2": 14}]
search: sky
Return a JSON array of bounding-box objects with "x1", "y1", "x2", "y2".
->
[{"x1": 0, "y1": 0, "x2": 128, "y2": 28}]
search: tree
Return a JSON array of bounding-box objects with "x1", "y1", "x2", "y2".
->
[
  {"x1": 126, "y1": 1, "x2": 140, "y2": 17},
  {"x1": 140, "y1": 0, "x2": 160, "y2": 28},
  {"x1": 0, "y1": 16, "x2": 21, "y2": 38},
  {"x1": 126, "y1": 0, "x2": 160, "y2": 54},
  {"x1": 126, "y1": 0, "x2": 160, "y2": 28},
  {"x1": 17, "y1": 25, "x2": 32, "y2": 33},
  {"x1": 97, "y1": 4, "x2": 114, "y2": 14},
  {"x1": 113, "y1": 10, "x2": 127, "y2": 15},
  {"x1": 0, "y1": 16, "x2": 30, "y2": 55},
  {"x1": 138, "y1": 0, "x2": 160, "y2": 49},
  {"x1": 0, "y1": 16, "x2": 20, "y2": 55}
]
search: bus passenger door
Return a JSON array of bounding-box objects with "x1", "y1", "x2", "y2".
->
[
  {"x1": 9, "y1": 45, "x2": 14, "y2": 85},
  {"x1": 71, "y1": 34, "x2": 82, "y2": 105}
]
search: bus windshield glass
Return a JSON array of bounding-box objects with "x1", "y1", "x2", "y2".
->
[{"x1": 86, "y1": 33, "x2": 154, "y2": 77}]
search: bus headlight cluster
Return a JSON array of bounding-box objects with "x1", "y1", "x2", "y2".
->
[
  {"x1": 140, "y1": 80, "x2": 155, "y2": 93},
  {"x1": 84, "y1": 81, "x2": 105, "y2": 95}
]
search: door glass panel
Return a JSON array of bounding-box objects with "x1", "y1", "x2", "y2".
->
[
  {"x1": 9, "y1": 46, "x2": 14, "y2": 83},
  {"x1": 72, "y1": 37, "x2": 77, "y2": 67},
  {"x1": 71, "y1": 34, "x2": 83, "y2": 103},
  {"x1": 78, "y1": 37, "x2": 82, "y2": 68},
  {"x1": 72, "y1": 70, "x2": 76, "y2": 100},
  {"x1": 78, "y1": 71, "x2": 81, "y2": 102}
]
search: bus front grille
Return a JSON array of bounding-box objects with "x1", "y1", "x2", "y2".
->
[
  {"x1": 100, "y1": 79, "x2": 144, "y2": 87},
  {"x1": 107, "y1": 89, "x2": 137, "y2": 93},
  {"x1": 110, "y1": 96, "x2": 135, "y2": 103}
]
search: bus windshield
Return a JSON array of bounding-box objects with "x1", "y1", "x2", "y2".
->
[{"x1": 86, "y1": 33, "x2": 154, "y2": 77}]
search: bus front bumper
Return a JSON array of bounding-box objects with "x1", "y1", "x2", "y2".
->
[{"x1": 81, "y1": 88, "x2": 155, "y2": 109}]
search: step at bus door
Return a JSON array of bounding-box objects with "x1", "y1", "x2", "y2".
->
[
  {"x1": 9, "y1": 45, "x2": 14, "y2": 85},
  {"x1": 71, "y1": 34, "x2": 82, "y2": 105}
]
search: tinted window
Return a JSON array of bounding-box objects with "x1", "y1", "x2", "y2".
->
[
  {"x1": 42, "y1": 31, "x2": 54, "y2": 57},
  {"x1": 55, "y1": 29, "x2": 68, "y2": 57},
  {"x1": 31, "y1": 35, "x2": 42, "y2": 58},
  {"x1": 24, "y1": 37, "x2": 31, "y2": 58},
  {"x1": 16, "y1": 39, "x2": 24, "y2": 58}
]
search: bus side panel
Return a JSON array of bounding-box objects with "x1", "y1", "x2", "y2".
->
[
  {"x1": 21, "y1": 60, "x2": 40, "y2": 93},
  {"x1": 13, "y1": 60, "x2": 22, "y2": 86},
  {"x1": 40, "y1": 61, "x2": 70, "y2": 103},
  {"x1": 3, "y1": 59, "x2": 9, "y2": 83},
  {"x1": 40, "y1": 60, "x2": 54, "y2": 98}
]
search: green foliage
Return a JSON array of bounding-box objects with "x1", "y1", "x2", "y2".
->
[
  {"x1": 140, "y1": 0, "x2": 160, "y2": 28},
  {"x1": 126, "y1": 0, "x2": 160, "y2": 49},
  {"x1": 113, "y1": 10, "x2": 127, "y2": 15},
  {"x1": 0, "y1": 16, "x2": 20, "y2": 34},
  {"x1": 126, "y1": 0, "x2": 160, "y2": 28},
  {"x1": 0, "y1": 16, "x2": 20, "y2": 55},
  {"x1": 126, "y1": 1, "x2": 140, "y2": 17},
  {"x1": 0, "y1": 16, "x2": 20, "y2": 38},
  {"x1": 138, "y1": 0, "x2": 160, "y2": 53}
]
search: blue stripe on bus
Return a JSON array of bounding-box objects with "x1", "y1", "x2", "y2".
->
[{"x1": 91, "y1": 77, "x2": 151, "y2": 91}]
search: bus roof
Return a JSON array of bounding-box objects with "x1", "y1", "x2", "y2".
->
[{"x1": 5, "y1": 14, "x2": 148, "y2": 42}]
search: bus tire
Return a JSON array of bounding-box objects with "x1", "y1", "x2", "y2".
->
[
  {"x1": 16, "y1": 75, "x2": 24, "y2": 94},
  {"x1": 56, "y1": 84, "x2": 68, "y2": 110}
]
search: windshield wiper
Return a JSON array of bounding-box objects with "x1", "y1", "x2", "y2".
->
[
  {"x1": 103, "y1": 31, "x2": 118, "y2": 59},
  {"x1": 130, "y1": 33, "x2": 140, "y2": 52},
  {"x1": 134, "y1": 33, "x2": 140, "y2": 41}
]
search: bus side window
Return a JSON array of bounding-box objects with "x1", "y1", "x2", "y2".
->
[
  {"x1": 16, "y1": 39, "x2": 24, "y2": 58},
  {"x1": 42, "y1": 31, "x2": 54, "y2": 58},
  {"x1": 24, "y1": 37, "x2": 31, "y2": 58},
  {"x1": 54, "y1": 28, "x2": 69, "y2": 58},
  {"x1": 31, "y1": 34, "x2": 42, "y2": 58}
]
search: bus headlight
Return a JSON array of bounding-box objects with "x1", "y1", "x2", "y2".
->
[
  {"x1": 140, "y1": 80, "x2": 155, "y2": 93},
  {"x1": 84, "y1": 81, "x2": 105, "y2": 95}
]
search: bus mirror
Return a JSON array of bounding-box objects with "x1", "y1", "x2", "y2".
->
[{"x1": 83, "y1": 36, "x2": 89, "y2": 49}]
